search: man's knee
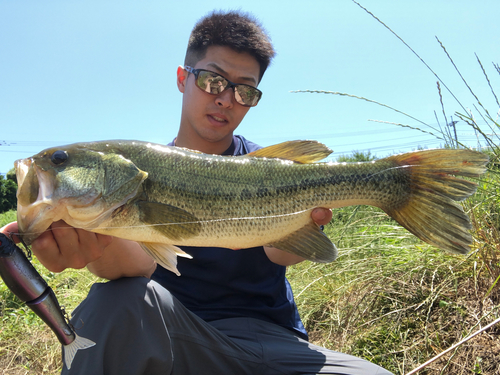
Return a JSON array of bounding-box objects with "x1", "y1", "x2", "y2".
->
[
  {"x1": 64, "y1": 277, "x2": 174, "y2": 375},
  {"x1": 71, "y1": 277, "x2": 175, "y2": 323}
]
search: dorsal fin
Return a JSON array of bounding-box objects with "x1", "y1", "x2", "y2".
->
[{"x1": 246, "y1": 140, "x2": 332, "y2": 163}]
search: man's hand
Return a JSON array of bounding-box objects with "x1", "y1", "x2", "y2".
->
[
  {"x1": 264, "y1": 207, "x2": 333, "y2": 266},
  {"x1": 0, "y1": 220, "x2": 112, "y2": 272},
  {"x1": 28, "y1": 221, "x2": 113, "y2": 273},
  {"x1": 0, "y1": 221, "x2": 156, "y2": 280},
  {"x1": 311, "y1": 207, "x2": 333, "y2": 226}
]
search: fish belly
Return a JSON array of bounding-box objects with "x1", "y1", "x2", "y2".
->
[{"x1": 93, "y1": 202, "x2": 314, "y2": 249}]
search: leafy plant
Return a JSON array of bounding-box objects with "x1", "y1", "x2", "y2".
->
[{"x1": 0, "y1": 174, "x2": 17, "y2": 214}]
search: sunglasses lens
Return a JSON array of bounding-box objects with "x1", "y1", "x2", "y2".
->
[
  {"x1": 191, "y1": 68, "x2": 262, "y2": 107},
  {"x1": 195, "y1": 71, "x2": 228, "y2": 94},
  {"x1": 234, "y1": 85, "x2": 261, "y2": 107}
]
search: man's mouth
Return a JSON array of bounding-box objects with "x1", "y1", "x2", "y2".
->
[
  {"x1": 208, "y1": 114, "x2": 228, "y2": 124},
  {"x1": 212, "y1": 115, "x2": 225, "y2": 122}
]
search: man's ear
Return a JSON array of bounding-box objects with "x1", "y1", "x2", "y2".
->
[{"x1": 177, "y1": 65, "x2": 188, "y2": 93}]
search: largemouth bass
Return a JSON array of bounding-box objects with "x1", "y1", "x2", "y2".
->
[{"x1": 15, "y1": 140, "x2": 488, "y2": 275}]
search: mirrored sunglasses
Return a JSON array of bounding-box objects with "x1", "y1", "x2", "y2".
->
[{"x1": 185, "y1": 66, "x2": 262, "y2": 107}]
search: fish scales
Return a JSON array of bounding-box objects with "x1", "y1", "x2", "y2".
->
[
  {"x1": 98, "y1": 145, "x2": 410, "y2": 246},
  {"x1": 14, "y1": 140, "x2": 488, "y2": 275}
]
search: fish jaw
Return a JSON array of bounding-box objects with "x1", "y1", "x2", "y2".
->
[
  {"x1": 16, "y1": 158, "x2": 61, "y2": 244},
  {"x1": 15, "y1": 158, "x2": 102, "y2": 245}
]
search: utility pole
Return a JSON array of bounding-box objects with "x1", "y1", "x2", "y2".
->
[{"x1": 448, "y1": 116, "x2": 458, "y2": 148}]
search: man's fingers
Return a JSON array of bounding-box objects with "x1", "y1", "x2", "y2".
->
[
  {"x1": 76, "y1": 228, "x2": 111, "y2": 263},
  {"x1": 31, "y1": 221, "x2": 108, "y2": 272},
  {"x1": 0, "y1": 222, "x2": 20, "y2": 243},
  {"x1": 312, "y1": 207, "x2": 332, "y2": 226},
  {"x1": 31, "y1": 227, "x2": 69, "y2": 272},
  {"x1": 51, "y1": 221, "x2": 80, "y2": 253}
]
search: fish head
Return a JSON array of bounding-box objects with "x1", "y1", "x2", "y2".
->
[{"x1": 15, "y1": 143, "x2": 148, "y2": 245}]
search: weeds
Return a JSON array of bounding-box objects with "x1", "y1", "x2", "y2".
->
[
  {"x1": 290, "y1": 2, "x2": 500, "y2": 374},
  {"x1": 289, "y1": 208, "x2": 500, "y2": 374}
]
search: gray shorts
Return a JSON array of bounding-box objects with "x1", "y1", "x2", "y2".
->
[{"x1": 62, "y1": 277, "x2": 392, "y2": 375}]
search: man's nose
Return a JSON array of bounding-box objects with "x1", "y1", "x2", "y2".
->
[{"x1": 215, "y1": 88, "x2": 234, "y2": 108}]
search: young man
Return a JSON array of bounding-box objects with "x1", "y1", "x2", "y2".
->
[{"x1": 1, "y1": 11, "x2": 392, "y2": 374}]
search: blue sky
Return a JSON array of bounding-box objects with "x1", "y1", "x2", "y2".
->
[{"x1": 1, "y1": 0, "x2": 499, "y2": 175}]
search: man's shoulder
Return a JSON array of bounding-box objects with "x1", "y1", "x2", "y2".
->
[{"x1": 234, "y1": 135, "x2": 262, "y2": 155}]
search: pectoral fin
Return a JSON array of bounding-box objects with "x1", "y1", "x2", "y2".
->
[
  {"x1": 271, "y1": 222, "x2": 337, "y2": 263},
  {"x1": 246, "y1": 140, "x2": 332, "y2": 163},
  {"x1": 137, "y1": 201, "x2": 201, "y2": 241},
  {"x1": 139, "y1": 242, "x2": 192, "y2": 276}
]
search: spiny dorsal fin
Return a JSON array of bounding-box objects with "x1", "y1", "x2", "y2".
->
[{"x1": 246, "y1": 140, "x2": 332, "y2": 163}]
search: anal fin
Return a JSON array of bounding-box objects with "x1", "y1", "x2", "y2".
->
[
  {"x1": 139, "y1": 242, "x2": 192, "y2": 276},
  {"x1": 271, "y1": 221, "x2": 337, "y2": 263}
]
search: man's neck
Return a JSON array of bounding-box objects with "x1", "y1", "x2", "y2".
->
[{"x1": 174, "y1": 133, "x2": 234, "y2": 155}]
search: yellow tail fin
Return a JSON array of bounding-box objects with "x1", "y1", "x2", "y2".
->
[{"x1": 383, "y1": 149, "x2": 488, "y2": 254}]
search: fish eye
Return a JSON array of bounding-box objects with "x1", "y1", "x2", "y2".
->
[{"x1": 51, "y1": 150, "x2": 68, "y2": 165}]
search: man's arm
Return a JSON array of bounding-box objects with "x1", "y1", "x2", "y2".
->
[
  {"x1": 0, "y1": 221, "x2": 156, "y2": 280},
  {"x1": 86, "y1": 238, "x2": 157, "y2": 280},
  {"x1": 264, "y1": 207, "x2": 333, "y2": 266}
]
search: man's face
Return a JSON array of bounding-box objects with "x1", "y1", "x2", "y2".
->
[{"x1": 177, "y1": 45, "x2": 261, "y2": 152}]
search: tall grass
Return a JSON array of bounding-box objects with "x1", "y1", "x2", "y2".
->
[
  {"x1": 289, "y1": 198, "x2": 500, "y2": 374},
  {"x1": 289, "y1": 2, "x2": 500, "y2": 374}
]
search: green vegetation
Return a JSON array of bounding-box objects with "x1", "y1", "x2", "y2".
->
[
  {"x1": 0, "y1": 210, "x2": 17, "y2": 228},
  {"x1": 289, "y1": 185, "x2": 500, "y2": 374},
  {"x1": 0, "y1": 170, "x2": 17, "y2": 214},
  {"x1": 336, "y1": 150, "x2": 376, "y2": 163},
  {"x1": 288, "y1": 5, "x2": 500, "y2": 372}
]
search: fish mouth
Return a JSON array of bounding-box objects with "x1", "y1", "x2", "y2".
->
[
  {"x1": 15, "y1": 158, "x2": 60, "y2": 245},
  {"x1": 14, "y1": 154, "x2": 134, "y2": 245}
]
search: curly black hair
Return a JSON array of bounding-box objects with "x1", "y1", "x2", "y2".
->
[{"x1": 184, "y1": 10, "x2": 276, "y2": 82}]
